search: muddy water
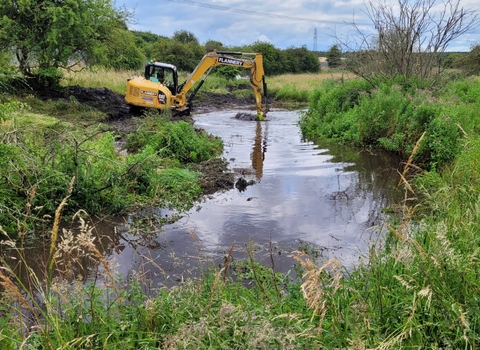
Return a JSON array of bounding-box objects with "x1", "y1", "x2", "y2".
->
[{"x1": 105, "y1": 109, "x2": 402, "y2": 286}]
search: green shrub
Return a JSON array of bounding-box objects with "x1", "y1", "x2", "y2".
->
[
  {"x1": 126, "y1": 116, "x2": 223, "y2": 163},
  {"x1": 300, "y1": 78, "x2": 480, "y2": 170},
  {"x1": 0, "y1": 111, "x2": 224, "y2": 233}
]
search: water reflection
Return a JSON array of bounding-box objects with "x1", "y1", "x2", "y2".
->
[{"x1": 251, "y1": 121, "x2": 267, "y2": 180}]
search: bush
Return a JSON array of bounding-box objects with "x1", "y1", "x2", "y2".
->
[
  {"x1": 126, "y1": 116, "x2": 223, "y2": 163},
  {"x1": 0, "y1": 111, "x2": 223, "y2": 234}
]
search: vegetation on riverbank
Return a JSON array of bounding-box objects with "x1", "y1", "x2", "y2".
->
[
  {"x1": 0, "y1": 101, "x2": 222, "y2": 237},
  {"x1": 300, "y1": 75, "x2": 480, "y2": 170},
  {"x1": 297, "y1": 74, "x2": 480, "y2": 347},
  {"x1": 4, "y1": 0, "x2": 480, "y2": 346},
  {"x1": 2, "y1": 68, "x2": 480, "y2": 348}
]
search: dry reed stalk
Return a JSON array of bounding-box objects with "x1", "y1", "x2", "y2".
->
[
  {"x1": 206, "y1": 267, "x2": 225, "y2": 311},
  {"x1": 47, "y1": 177, "x2": 75, "y2": 283},
  {"x1": 385, "y1": 204, "x2": 415, "y2": 243},
  {"x1": 0, "y1": 268, "x2": 34, "y2": 312},
  {"x1": 456, "y1": 123, "x2": 468, "y2": 138},
  {"x1": 269, "y1": 239, "x2": 281, "y2": 296},
  {"x1": 246, "y1": 240, "x2": 267, "y2": 298},
  {"x1": 19, "y1": 184, "x2": 37, "y2": 251},
  {"x1": 291, "y1": 251, "x2": 342, "y2": 331},
  {"x1": 136, "y1": 250, "x2": 167, "y2": 289},
  {"x1": 375, "y1": 330, "x2": 410, "y2": 350},
  {"x1": 77, "y1": 234, "x2": 116, "y2": 294},
  {"x1": 398, "y1": 131, "x2": 425, "y2": 188}
]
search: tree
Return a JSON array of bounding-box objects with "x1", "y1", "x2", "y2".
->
[
  {"x1": 0, "y1": 0, "x2": 130, "y2": 87},
  {"x1": 284, "y1": 46, "x2": 320, "y2": 73},
  {"x1": 173, "y1": 30, "x2": 199, "y2": 45},
  {"x1": 247, "y1": 42, "x2": 285, "y2": 75},
  {"x1": 454, "y1": 45, "x2": 480, "y2": 75},
  {"x1": 132, "y1": 31, "x2": 168, "y2": 60},
  {"x1": 443, "y1": 52, "x2": 464, "y2": 68},
  {"x1": 339, "y1": 0, "x2": 479, "y2": 87},
  {"x1": 93, "y1": 28, "x2": 146, "y2": 70},
  {"x1": 326, "y1": 45, "x2": 342, "y2": 68},
  {"x1": 152, "y1": 37, "x2": 204, "y2": 72},
  {"x1": 204, "y1": 40, "x2": 224, "y2": 52}
]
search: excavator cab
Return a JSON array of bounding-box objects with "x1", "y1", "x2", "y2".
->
[{"x1": 144, "y1": 61, "x2": 178, "y2": 94}]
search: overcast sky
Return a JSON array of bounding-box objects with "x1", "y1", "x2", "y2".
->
[{"x1": 118, "y1": 0, "x2": 480, "y2": 52}]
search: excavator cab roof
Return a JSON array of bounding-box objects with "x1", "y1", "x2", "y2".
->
[{"x1": 148, "y1": 61, "x2": 177, "y2": 71}]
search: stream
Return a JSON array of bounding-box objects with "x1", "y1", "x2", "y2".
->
[{"x1": 102, "y1": 108, "x2": 403, "y2": 287}]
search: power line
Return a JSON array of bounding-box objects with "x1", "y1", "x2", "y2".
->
[{"x1": 166, "y1": 0, "x2": 358, "y2": 25}]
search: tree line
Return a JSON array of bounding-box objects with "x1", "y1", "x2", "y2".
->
[{"x1": 0, "y1": 1, "x2": 319, "y2": 89}]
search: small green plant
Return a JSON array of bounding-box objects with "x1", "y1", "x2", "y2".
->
[{"x1": 0, "y1": 100, "x2": 25, "y2": 122}]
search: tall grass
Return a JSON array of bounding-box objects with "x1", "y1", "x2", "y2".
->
[
  {"x1": 0, "y1": 190, "x2": 326, "y2": 348},
  {"x1": 61, "y1": 66, "x2": 138, "y2": 95},
  {"x1": 292, "y1": 74, "x2": 480, "y2": 347},
  {"x1": 5, "y1": 166, "x2": 479, "y2": 348},
  {"x1": 300, "y1": 77, "x2": 480, "y2": 170}
]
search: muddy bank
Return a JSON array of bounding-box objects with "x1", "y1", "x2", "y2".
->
[{"x1": 35, "y1": 85, "x2": 269, "y2": 120}]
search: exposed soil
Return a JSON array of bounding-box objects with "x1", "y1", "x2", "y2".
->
[{"x1": 34, "y1": 85, "x2": 264, "y2": 195}]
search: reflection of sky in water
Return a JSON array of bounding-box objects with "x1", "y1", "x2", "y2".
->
[
  {"x1": 100, "y1": 109, "x2": 403, "y2": 286},
  {"x1": 127, "y1": 109, "x2": 403, "y2": 271}
]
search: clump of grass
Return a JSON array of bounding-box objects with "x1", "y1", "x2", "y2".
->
[{"x1": 274, "y1": 84, "x2": 311, "y2": 102}]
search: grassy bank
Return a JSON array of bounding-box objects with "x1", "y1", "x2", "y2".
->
[
  {"x1": 3, "y1": 70, "x2": 480, "y2": 348},
  {"x1": 298, "y1": 75, "x2": 480, "y2": 347}
]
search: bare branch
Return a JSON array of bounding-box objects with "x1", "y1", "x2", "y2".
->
[{"x1": 337, "y1": 0, "x2": 479, "y2": 86}]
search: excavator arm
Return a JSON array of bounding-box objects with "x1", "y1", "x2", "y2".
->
[{"x1": 174, "y1": 50, "x2": 269, "y2": 120}]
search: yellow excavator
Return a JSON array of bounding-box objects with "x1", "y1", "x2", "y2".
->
[{"x1": 125, "y1": 50, "x2": 269, "y2": 120}]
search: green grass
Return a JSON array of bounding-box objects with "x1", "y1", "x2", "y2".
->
[{"x1": 300, "y1": 78, "x2": 480, "y2": 170}]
